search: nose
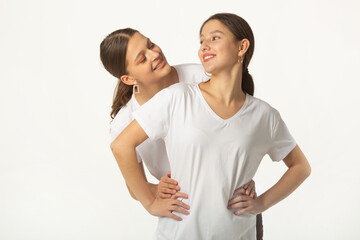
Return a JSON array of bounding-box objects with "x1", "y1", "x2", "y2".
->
[
  {"x1": 200, "y1": 40, "x2": 210, "y2": 52},
  {"x1": 148, "y1": 48, "x2": 161, "y2": 61}
]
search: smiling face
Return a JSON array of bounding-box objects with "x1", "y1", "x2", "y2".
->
[
  {"x1": 198, "y1": 20, "x2": 241, "y2": 75},
  {"x1": 125, "y1": 32, "x2": 171, "y2": 85}
]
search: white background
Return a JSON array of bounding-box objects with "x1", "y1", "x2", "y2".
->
[{"x1": 1, "y1": 0, "x2": 359, "y2": 239}]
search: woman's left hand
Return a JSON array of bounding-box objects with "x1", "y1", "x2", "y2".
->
[
  {"x1": 227, "y1": 180, "x2": 259, "y2": 215},
  {"x1": 227, "y1": 195, "x2": 265, "y2": 215}
]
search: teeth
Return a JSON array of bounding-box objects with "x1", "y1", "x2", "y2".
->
[
  {"x1": 155, "y1": 60, "x2": 162, "y2": 70},
  {"x1": 204, "y1": 55, "x2": 214, "y2": 60}
]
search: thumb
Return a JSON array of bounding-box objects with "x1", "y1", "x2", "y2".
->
[{"x1": 167, "y1": 171, "x2": 171, "y2": 178}]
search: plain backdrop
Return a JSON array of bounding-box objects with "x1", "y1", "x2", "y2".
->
[{"x1": 1, "y1": 0, "x2": 359, "y2": 239}]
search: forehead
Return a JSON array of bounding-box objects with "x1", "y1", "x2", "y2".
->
[
  {"x1": 126, "y1": 32, "x2": 148, "y2": 60},
  {"x1": 200, "y1": 19, "x2": 231, "y2": 36}
]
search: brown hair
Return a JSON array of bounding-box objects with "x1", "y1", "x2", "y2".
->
[
  {"x1": 200, "y1": 13, "x2": 255, "y2": 96},
  {"x1": 100, "y1": 28, "x2": 138, "y2": 119}
]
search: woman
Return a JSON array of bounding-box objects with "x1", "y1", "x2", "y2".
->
[
  {"x1": 111, "y1": 13, "x2": 311, "y2": 240},
  {"x1": 100, "y1": 25, "x2": 262, "y2": 237}
]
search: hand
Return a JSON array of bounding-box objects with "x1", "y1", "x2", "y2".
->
[
  {"x1": 227, "y1": 195, "x2": 265, "y2": 215},
  {"x1": 241, "y1": 179, "x2": 257, "y2": 198},
  {"x1": 147, "y1": 192, "x2": 190, "y2": 221},
  {"x1": 157, "y1": 171, "x2": 181, "y2": 199},
  {"x1": 227, "y1": 180, "x2": 257, "y2": 214}
]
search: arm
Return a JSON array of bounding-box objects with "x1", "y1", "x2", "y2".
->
[
  {"x1": 111, "y1": 119, "x2": 189, "y2": 220},
  {"x1": 229, "y1": 145, "x2": 311, "y2": 215},
  {"x1": 125, "y1": 162, "x2": 158, "y2": 200}
]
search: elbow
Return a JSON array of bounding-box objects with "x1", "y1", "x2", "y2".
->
[
  {"x1": 302, "y1": 161, "x2": 311, "y2": 180},
  {"x1": 110, "y1": 141, "x2": 118, "y2": 154},
  {"x1": 110, "y1": 139, "x2": 124, "y2": 159},
  {"x1": 305, "y1": 163, "x2": 311, "y2": 178},
  {"x1": 110, "y1": 141, "x2": 119, "y2": 156}
]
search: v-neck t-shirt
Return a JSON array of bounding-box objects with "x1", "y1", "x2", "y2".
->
[
  {"x1": 133, "y1": 82, "x2": 297, "y2": 240},
  {"x1": 110, "y1": 64, "x2": 209, "y2": 180}
]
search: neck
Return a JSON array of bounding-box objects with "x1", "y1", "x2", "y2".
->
[
  {"x1": 203, "y1": 65, "x2": 246, "y2": 106},
  {"x1": 135, "y1": 66, "x2": 179, "y2": 105}
]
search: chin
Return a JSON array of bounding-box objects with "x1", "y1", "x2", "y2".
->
[
  {"x1": 203, "y1": 65, "x2": 215, "y2": 74},
  {"x1": 163, "y1": 63, "x2": 172, "y2": 74}
]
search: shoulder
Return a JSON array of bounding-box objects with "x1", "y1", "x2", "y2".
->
[
  {"x1": 174, "y1": 63, "x2": 203, "y2": 72},
  {"x1": 246, "y1": 94, "x2": 280, "y2": 119},
  {"x1": 110, "y1": 96, "x2": 138, "y2": 136},
  {"x1": 174, "y1": 63, "x2": 209, "y2": 84},
  {"x1": 166, "y1": 82, "x2": 196, "y2": 95}
]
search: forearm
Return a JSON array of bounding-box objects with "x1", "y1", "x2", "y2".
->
[
  {"x1": 258, "y1": 162, "x2": 310, "y2": 211},
  {"x1": 112, "y1": 145, "x2": 155, "y2": 209}
]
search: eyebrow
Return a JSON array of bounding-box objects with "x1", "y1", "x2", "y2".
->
[
  {"x1": 134, "y1": 38, "x2": 150, "y2": 62},
  {"x1": 200, "y1": 30, "x2": 225, "y2": 37}
]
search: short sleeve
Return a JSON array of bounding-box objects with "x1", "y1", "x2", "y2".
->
[
  {"x1": 132, "y1": 88, "x2": 172, "y2": 141},
  {"x1": 110, "y1": 123, "x2": 143, "y2": 163},
  {"x1": 267, "y1": 110, "x2": 297, "y2": 162}
]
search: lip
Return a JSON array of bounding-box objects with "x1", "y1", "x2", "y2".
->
[
  {"x1": 203, "y1": 54, "x2": 216, "y2": 62},
  {"x1": 153, "y1": 57, "x2": 165, "y2": 71}
]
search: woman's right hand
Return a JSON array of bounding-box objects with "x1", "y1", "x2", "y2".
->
[
  {"x1": 157, "y1": 171, "x2": 181, "y2": 198},
  {"x1": 147, "y1": 192, "x2": 190, "y2": 221}
]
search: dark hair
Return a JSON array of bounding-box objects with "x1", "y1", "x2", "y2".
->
[
  {"x1": 200, "y1": 13, "x2": 255, "y2": 96},
  {"x1": 100, "y1": 28, "x2": 138, "y2": 119}
]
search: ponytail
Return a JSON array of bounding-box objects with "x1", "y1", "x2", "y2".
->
[
  {"x1": 242, "y1": 68, "x2": 254, "y2": 96},
  {"x1": 100, "y1": 28, "x2": 138, "y2": 119},
  {"x1": 111, "y1": 80, "x2": 133, "y2": 119}
]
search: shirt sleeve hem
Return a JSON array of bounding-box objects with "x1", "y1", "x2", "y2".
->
[
  {"x1": 132, "y1": 112, "x2": 155, "y2": 141},
  {"x1": 271, "y1": 141, "x2": 297, "y2": 162}
]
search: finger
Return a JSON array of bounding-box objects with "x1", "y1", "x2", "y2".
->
[
  {"x1": 243, "y1": 181, "x2": 250, "y2": 190},
  {"x1": 246, "y1": 180, "x2": 255, "y2": 195},
  {"x1": 171, "y1": 206, "x2": 190, "y2": 215},
  {"x1": 248, "y1": 180, "x2": 255, "y2": 189},
  {"x1": 228, "y1": 195, "x2": 250, "y2": 205},
  {"x1": 160, "y1": 187, "x2": 177, "y2": 195},
  {"x1": 158, "y1": 193, "x2": 172, "y2": 199},
  {"x1": 161, "y1": 177, "x2": 178, "y2": 186},
  {"x1": 168, "y1": 212, "x2": 182, "y2": 221},
  {"x1": 161, "y1": 182, "x2": 179, "y2": 191},
  {"x1": 228, "y1": 201, "x2": 250, "y2": 210},
  {"x1": 167, "y1": 171, "x2": 171, "y2": 178},
  {"x1": 249, "y1": 187, "x2": 256, "y2": 199},
  {"x1": 173, "y1": 192, "x2": 188, "y2": 199},
  {"x1": 174, "y1": 199, "x2": 190, "y2": 210},
  {"x1": 234, "y1": 207, "x2": 250, "y2": 215},
  {"x1": 233, "y1": 187, "x2": 246, "y2": 196}
]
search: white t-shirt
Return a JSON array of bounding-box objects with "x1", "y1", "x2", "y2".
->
[
  {"x1": 110, "y1": 64, "x2": 209, "y2": 180},
  {"x1": 133, "y1": 82, "x2": 297, "y2": 240}
]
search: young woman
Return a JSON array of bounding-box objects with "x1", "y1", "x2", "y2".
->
[
  {"x1": 110, "y1": 13, "x2": 311, "y2": 239},
  {"x1": 100, "y1": 26, "x2": 263, "y2": 238}
]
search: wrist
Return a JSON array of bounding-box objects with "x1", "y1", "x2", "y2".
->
[
  {"x1": 147, "y1": 183, "x2": 158, "y2": 197},
  {"x1": 142, "y1": 195, "x2": 156, "y2": 211},
  {"x1": 257, "y1": 195, "x2": 270, "y2": 212}
]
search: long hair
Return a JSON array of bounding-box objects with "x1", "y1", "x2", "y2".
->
[
  {"x1": 200, "y1": 13, "x2": 255, "y2": 96},
  {"x1": 100, "y1": 28, "x2": 138, "y2": 119}
]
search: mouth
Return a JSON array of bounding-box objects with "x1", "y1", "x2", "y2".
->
[
  {"x1": 153, "y1": 57, "x2": 165, "y2": 71},
  {"x1": 203, "y1": 54, "x2": 216, "y2": 62}
]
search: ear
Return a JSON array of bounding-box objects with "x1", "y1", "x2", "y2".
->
[
  {"x1": 120, "y1": 75, "x2": 137, "y2": 86},
  {"x1": 238, "y1": 39, "x2": 250, "y2": 57}
]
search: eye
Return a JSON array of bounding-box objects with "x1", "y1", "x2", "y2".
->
[
  {"x1": 200, "y1": 39, "x2": 204, "y2": 44},
  {"x1": 140, "y1": 56, "x2": 146, "y2": 63},
  {"x1": 211, "y1": 36, "x2": 220, "y2": 41},
  {"x1": 148, "y1": 40, "x2": 155, "y2": 49}
]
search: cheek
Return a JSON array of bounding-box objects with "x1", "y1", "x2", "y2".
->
[
  {"x1": 132, "y1": 65, "x2": 152, "y2": 79},
  {"x1": 198, "y1": 49, "x2": 202, "y2": 61}
]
